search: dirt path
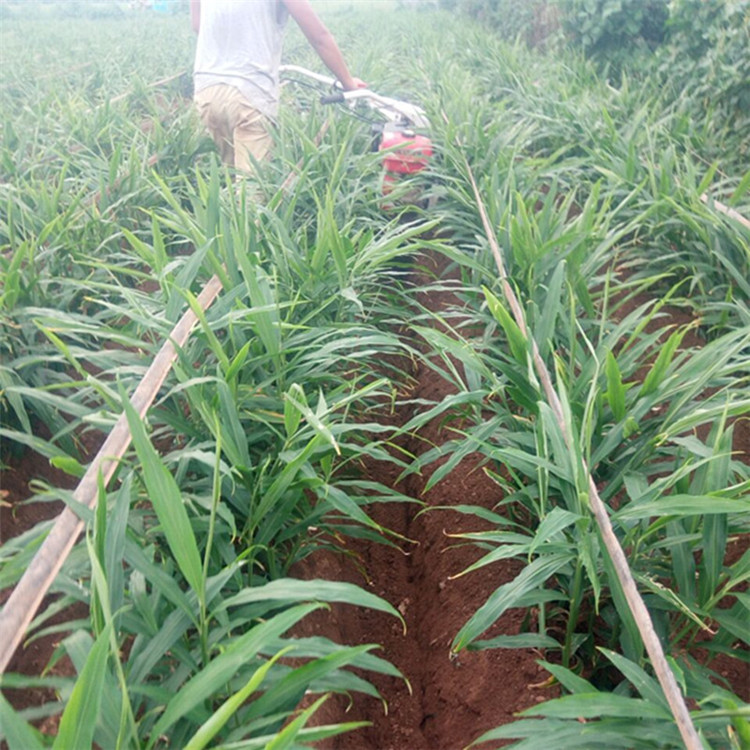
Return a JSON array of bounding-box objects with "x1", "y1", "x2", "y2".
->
[
  {"x1": 0, "y1": 441, "x2": 82, "y2": 734},
  {"x1": 292, "y1": 252, "x2": 750, "y2": 748},
  {"x1": 2, "y1": 250, "x2": 747, "y2": 748},
  {"x1": 1, "y1": 249, "x2": 554, "y2": 748},
  {"x1": 292, "y1": 251, "x2": 554, "y2": 749}
]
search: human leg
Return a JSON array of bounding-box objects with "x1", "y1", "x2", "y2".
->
[
  {"x1": 194, "y1": 85, "x2": 273, "y2": 176},
  {"x1": 194, "y1": 84, "x2": 237, "y2": 165},
  {"x1": 231, "y1": 99, "x2": 273, "y2": 173}
]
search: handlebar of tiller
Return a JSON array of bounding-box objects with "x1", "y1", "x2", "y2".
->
[
  {"x1": 319, "y1": 91, "x2": 346, "y2": 106},
  {"x1": 280, "y1": 64, "x2": 429, "y2": 130}
]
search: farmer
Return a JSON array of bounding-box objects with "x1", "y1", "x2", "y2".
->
[{"x1": 190, "y1": 0, "x2": 366, "y2": 174}]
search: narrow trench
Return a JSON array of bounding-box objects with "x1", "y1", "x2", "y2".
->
[
  {"x1": 297, "y1": 253, "x2": 750, "y2": 748},
  {"x1": 293, "y1": 252, "x2": 554, "y2": 750}
]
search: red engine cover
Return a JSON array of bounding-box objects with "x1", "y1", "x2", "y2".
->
[{"x1": 379, "y1": 131, "x2": 433, "y2": 175}]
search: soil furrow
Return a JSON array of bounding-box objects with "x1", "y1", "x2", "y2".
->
[{"x1": 294, "y1": 252, "x2": 554, "y2": 749}]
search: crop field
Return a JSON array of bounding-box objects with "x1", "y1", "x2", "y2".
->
[{"x1": 0, "y1": 3, "x2": 749, "y2": 749}]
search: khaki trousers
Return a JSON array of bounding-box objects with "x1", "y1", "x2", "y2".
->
[{"x1": 194, "y1": 84, "x2": 274, "y2": 173}]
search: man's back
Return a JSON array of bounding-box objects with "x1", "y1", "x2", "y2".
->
[{"x1": 194, "y1": 0, "x2": 288, "y2": 119}]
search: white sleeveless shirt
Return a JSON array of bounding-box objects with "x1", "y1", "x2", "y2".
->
[{"x1": 194, "y1": 0, "x2": 289, "y2": 119}]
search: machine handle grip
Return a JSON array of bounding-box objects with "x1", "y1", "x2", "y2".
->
[{"x1": 319, "y1": 91, "x2": 346, "y2": 105}]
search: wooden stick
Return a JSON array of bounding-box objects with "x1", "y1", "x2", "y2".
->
[
  {"x1": 700, "y1": 193, "x2": 750, "y2": 230},
  {"x1": 463, "y1": 156, "x2": 703, "y2": 750},
  {"x1": 0, "y1": 62, "x2": 95, "y2": 91},
  {"x1": 107, "y1": 70, "x2": 189, "y2": 107},
  {"x1": 83, "y1": 70, "x2": 189, "y2": 115},
  {"x1": 87, "y1": 151, "x2": 161, "y2": 212},
  {"x1": 0, "y1": 275, "x2": 224, "y2": 674},
  {"x1": 0, "y1": 114, "x2": 336, "y2": 672},
  {"x1": 280, "y1": 120, "x2": 331, "y2": 193}
]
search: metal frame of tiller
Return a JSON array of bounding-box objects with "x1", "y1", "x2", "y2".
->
[{"x1": 281, "y1": 65, "x2": 434, "y2": 207}]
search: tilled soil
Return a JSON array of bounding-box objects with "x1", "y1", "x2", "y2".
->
[
  {"x1": 1, "y1": 250, "x2": 557, "y2": 748},
  {"x1": 291, "y1": 457, "x2": 555, "y2": 750},
  {"x1": 291, "y1": 252, "x2": 556, "y2": 749},
  {"x1": 2, "y1": 250, "x2": 748, "y2": 749},
  {"x1": 0, "y1": 425, "x2": 97, "y2": 732}
]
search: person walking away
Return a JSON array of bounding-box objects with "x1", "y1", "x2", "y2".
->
[{"x1": 191, "y1": 0, "x2": 366, "y2": 174}]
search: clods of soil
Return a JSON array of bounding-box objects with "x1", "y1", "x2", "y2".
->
[
  {"x1": 2, "y1": 250, "x2": 748, "y2": 749},
  {"x1": 291, "y1": 252, "x2": 557, "y2": 749}
]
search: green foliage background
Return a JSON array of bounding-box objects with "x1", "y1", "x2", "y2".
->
[
  {"x1": 443, "y1": 0, "x2": 750, "y2": 140},
  {"x1": 0, "y1": 2, "x2": 748, "y2": 747},
  {"x1": 659, "y1": 0, "x2": 750, "y2": 132}
]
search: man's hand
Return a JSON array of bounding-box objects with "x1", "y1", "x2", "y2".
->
[{"x1": 344, "y1": 77, "x2": 368, "y2": 91}]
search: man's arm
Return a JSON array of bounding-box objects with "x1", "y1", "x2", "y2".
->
[
  {"x1": 281, "y1": 0, "x2": 365, "y2": 90},
  {"x1": 190, "y1": 0, "x2": 200, "y2": 34}
]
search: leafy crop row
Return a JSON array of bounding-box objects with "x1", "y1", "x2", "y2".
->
[
  {"x1": 408, "y1": 15, "x2": 749, "y2": 747},
  {"x1": 1, "y1": 13, "x2": 427, "y2": 746},
  {"x1": 1, "y1": 6, "x2": 748, "y2": 749}
]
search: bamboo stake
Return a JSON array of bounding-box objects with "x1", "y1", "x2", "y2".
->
[
  {"x1": 107, "y1": 70, "x2": 189, "y2": 108},
  {"x1": 0, "y1": 116, "x2": 334, "y2": 674},
  {"x1": 87, "y1": 152, "x2": 161, "y2": 212},
  {"x1": 0, "y1": 275, "x2": 223, "y2": 674},
  {"x1": 700, "y1": 192, "x2": 750, "y2": 230},
  {"x1": 280, "y1": 119, "x2": 331, "y2": 193},
  {"x1": 462, "y1": 156, "x2": 703, "y2": 750},
  {"x1": 0, "y1": 62, "x2": 95, "y2": 91},
  {"x1": 82, "y1": 70, "x2": 189, "y2": 115}
]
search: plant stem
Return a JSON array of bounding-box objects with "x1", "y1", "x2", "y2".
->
[
  {"x1": 564, "y1": 555, "x2": 584, "y2": 669},
  {"x1": 200, "y1": 412, "x2": 223, "y2": 665}
]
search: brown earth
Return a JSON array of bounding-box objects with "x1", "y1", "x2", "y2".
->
[
  {"x1": 0, "y1": 419, "x2": 105, "y2": 733},
  {"x1": 291, "y1": 253, "x2": 557, "y2": 749},
  {"x1": 0, "y1": 444, "x2": 78, "y2": 737},
  {"x1": 0, "y1": 251, "x2": 557, "y2": 749},
  {"x1": 1, "y1": 250, "x2": 748, "y2": 748},
  {"x1": 291, "y1": 251, "x2": 750, "y2": 746}
]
